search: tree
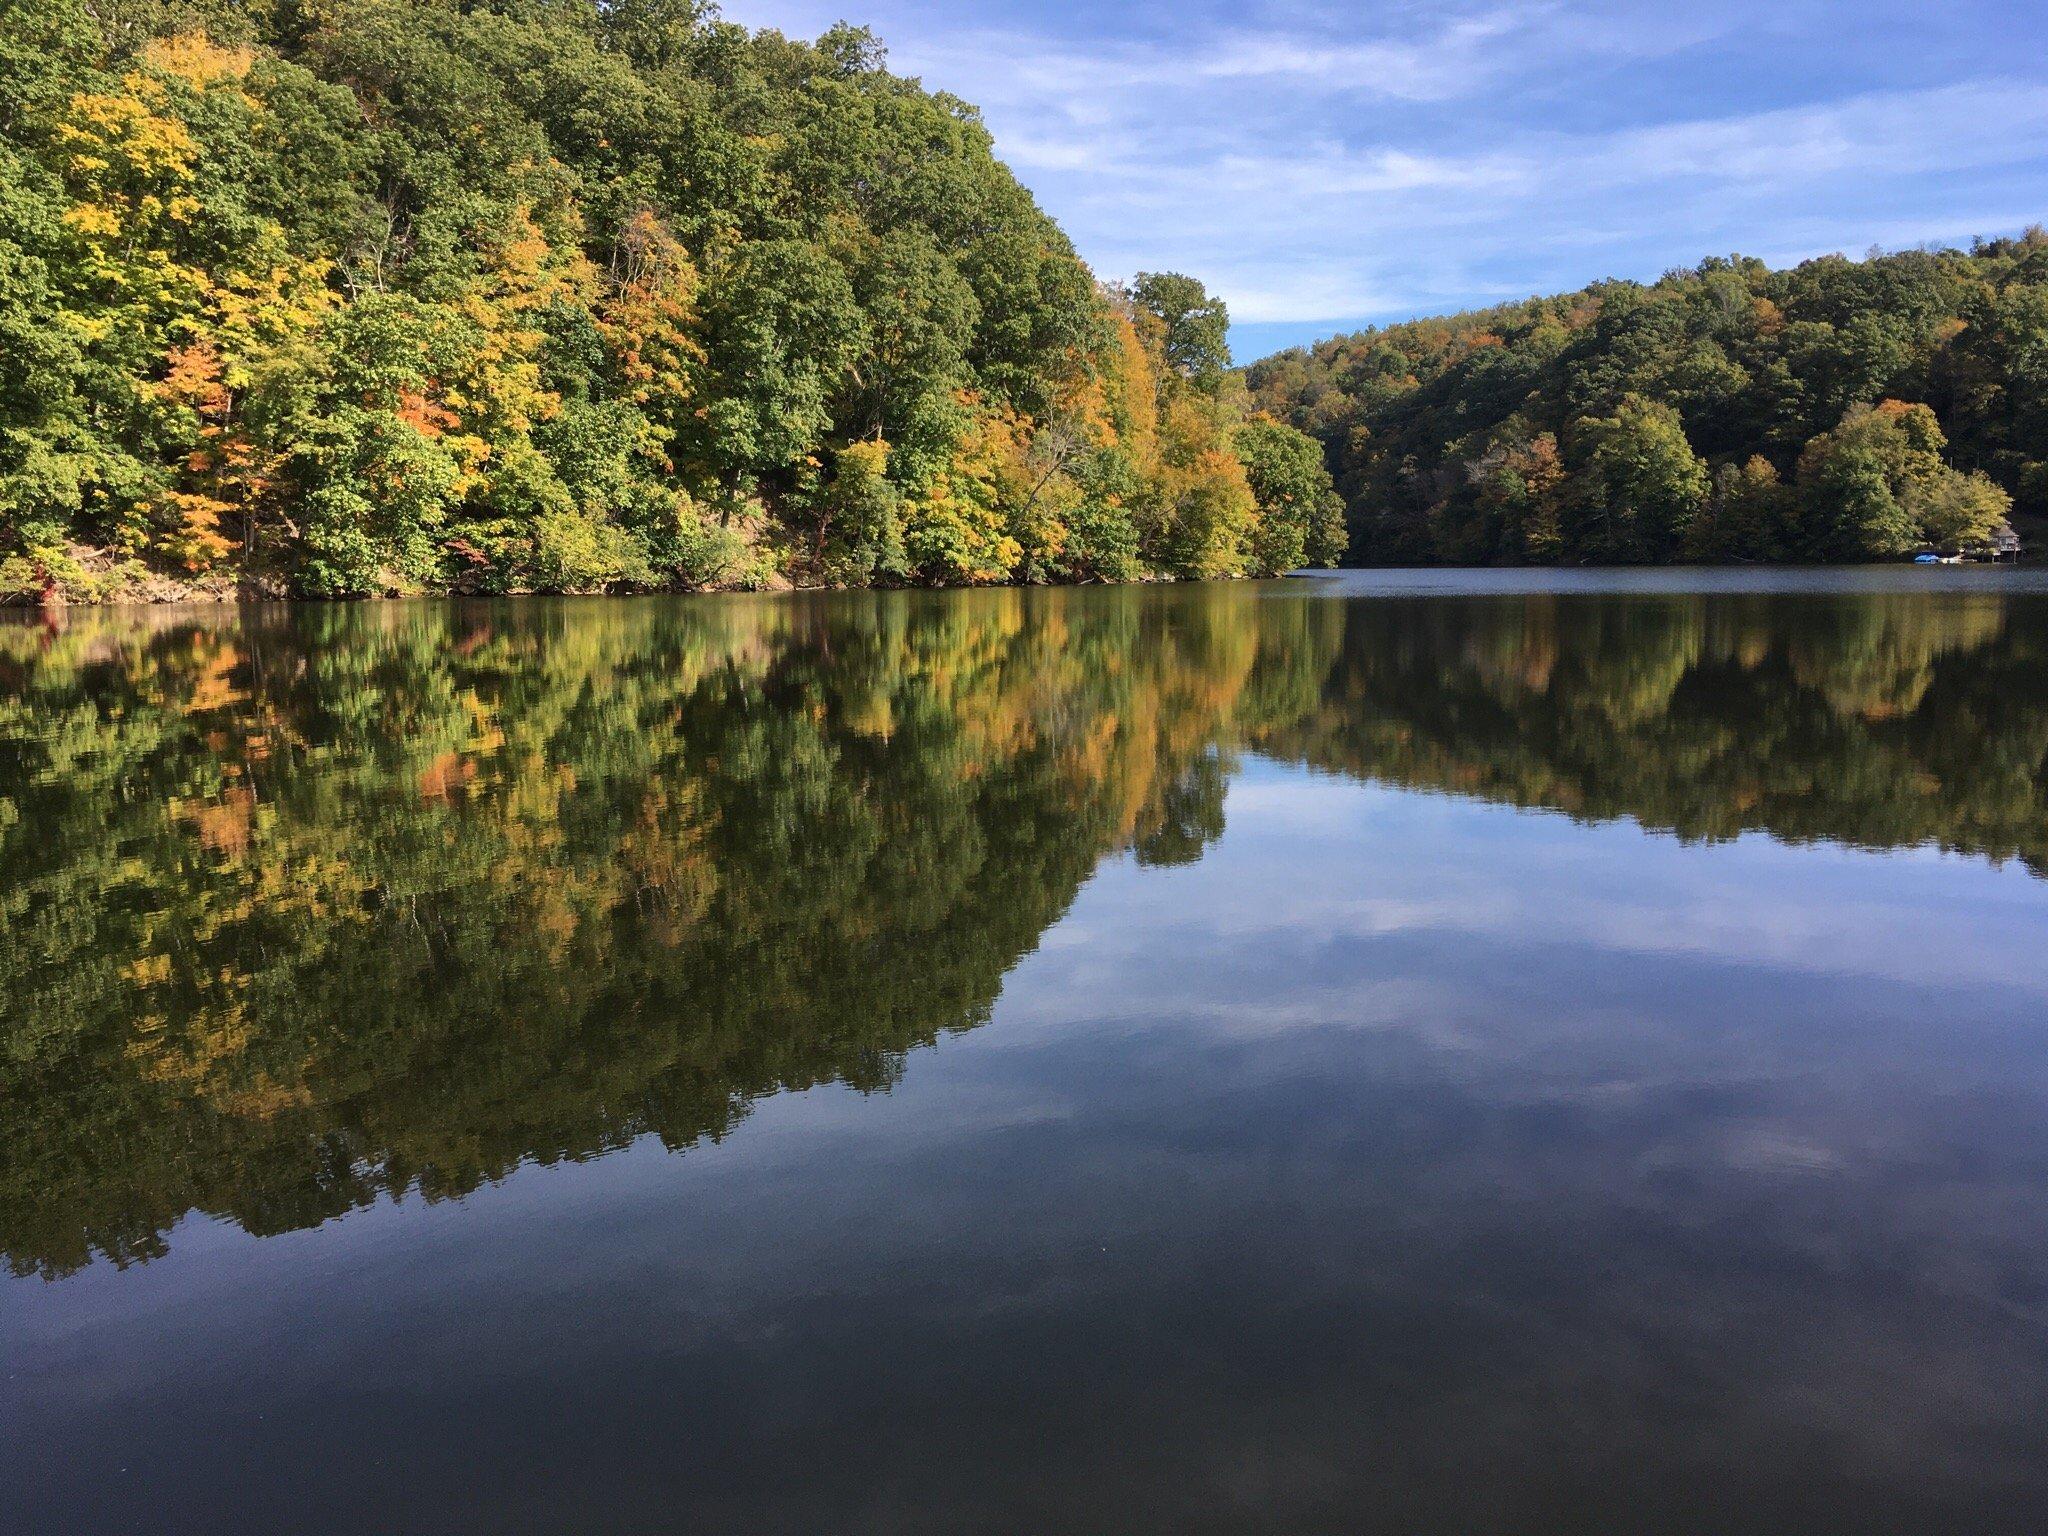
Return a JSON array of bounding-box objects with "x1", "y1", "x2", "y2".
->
[
  {"x1": 1564, "y1": 396, "x2": 1707, "y2": 562},
  {"x1": 1235, "y1": 416, "x2": 1346, "y2": 573},
  {"x1": 1131, "y1": 271, "x2": 1231, "y2": 384},
  {"x1": 1915, "y1": 468, "x2": 2012, "y2": 550},
  {"x1": 1690, "y1": 456, "x2": 1791, "y2": 561},
  {"x1": 1794, "y1": 400, "x2": 1997, "y2": 559},
  {"x1": 1467, "y1": 429, "x2": 1564, "y2": 564}
]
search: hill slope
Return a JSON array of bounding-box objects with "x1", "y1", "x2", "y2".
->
[
  {"x1": 0, "y1": 0, "x2": 1340, "y2": 600},
  {"x1": 1249, "y1": 239, "x2": 2048, "y2": 565}
]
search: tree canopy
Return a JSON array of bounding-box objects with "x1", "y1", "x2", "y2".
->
[
  {"x1": 0, "y1": 0, "x2": 1341, "y2": 600},
  {"x1": 1248, "y1": 240, "x2": 2048, "y2": 565}
]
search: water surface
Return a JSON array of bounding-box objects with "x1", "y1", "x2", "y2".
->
[{"x1": 6, "y1": 571, "x2": 2048, "y2": 1532}]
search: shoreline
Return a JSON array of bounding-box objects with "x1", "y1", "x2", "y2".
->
[
  {"x1": 2, "y1": 571, "x2": 1217, "y2": 613},
  {"x1": 6, "y1": 560, "x2": 2033, "y2": 616}
]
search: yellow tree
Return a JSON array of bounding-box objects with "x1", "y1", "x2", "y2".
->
[
  {"x1": 902, "y1": 399, "x2": 1029, "y2": 583},
  {"x1": 596, "y1": 207, "x2": 704, "y2": 457}
]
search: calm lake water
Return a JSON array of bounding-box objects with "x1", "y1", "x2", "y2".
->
[{"x1": 6, "y1": 569, "x2": 2048, "y2": 1533}]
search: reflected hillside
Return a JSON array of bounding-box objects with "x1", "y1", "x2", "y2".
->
[
  {"x1": 1260, "y1": 590, "x2": 2048, "y2": 872},
  {"x1": 0, "y1": 590, "x2": 1338, "y2": 1276},
  {"x1": 6, "y1": 582, "x2": 2048, "y2": 1275}
]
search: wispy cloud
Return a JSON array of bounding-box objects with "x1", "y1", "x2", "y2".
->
[{"x1": 926, "y1": 10, "x2": 1534, "y2": 103}]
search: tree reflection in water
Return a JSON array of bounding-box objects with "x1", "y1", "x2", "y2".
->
[{"x1": 4, "y1": 580, "x2": 2046, "y2": 1276}]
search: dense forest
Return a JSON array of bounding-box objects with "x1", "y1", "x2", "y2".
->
[
  {"x1": 0, "y1": 0, "x2": 1343, "y2": 602},
  {"x1": 9, "y1": 582, "x2": 2048, "y2": 1275},
  {"x1": 1249, "y1": 239, "x2": 2048, "y2": 565}
]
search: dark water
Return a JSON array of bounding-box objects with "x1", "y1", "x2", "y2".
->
[{"x1": 6, "y1": 570, "x2": 2048, "y2": 1533}]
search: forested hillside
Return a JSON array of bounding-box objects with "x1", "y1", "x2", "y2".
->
[
  {"x1": 0, "y1": 0, "x2": 1342, "y2": 601},
  {"x1": 1249, "y1": 239, "x2": 2048, "y2": 565}
]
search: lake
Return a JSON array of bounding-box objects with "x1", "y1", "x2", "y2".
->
[{"x1": 6, "y1": 569, "x2": 2048, "y2": 1533}]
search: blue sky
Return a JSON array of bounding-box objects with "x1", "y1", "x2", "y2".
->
[{"x1": 717, "y1": 1, "x2": 2048, "y2": 360}]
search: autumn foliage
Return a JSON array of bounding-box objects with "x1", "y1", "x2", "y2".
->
[{"x1": 0, "y1": 0, "x2": 1341, "y2": 599}]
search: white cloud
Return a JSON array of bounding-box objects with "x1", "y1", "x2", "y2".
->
[
  {"x1": 1053, "y1": 79, "x2": 2048, "y2": 321},
  {"x1": 1575, "y1": 82, "x2": 2048, "y2": 188}
]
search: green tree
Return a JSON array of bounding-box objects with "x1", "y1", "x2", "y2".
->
[
  {"x1": 1794, "y1": 400, "x2": 1998, "y2": 558},
  {"x1": 1131, "y1": 271, "x2": 1231, "y2": 385},
  {"x1": 1234, "y1": 416, "x2": 1346, "y2": 573},
  {"x1": 1564, "y1": 396, "x2": 1707, "y2": 562},
  {"x1": 1690, "y1": 455, "x2": 1792, "y2": 561}
]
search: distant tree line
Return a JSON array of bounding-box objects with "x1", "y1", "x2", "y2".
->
[
  {"x1": 1248, "y1": 238, "x2": 2048, "y2": 564},
  {"x1": 0, "y1": 0, "x2": 1342, "y2": 601}
]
